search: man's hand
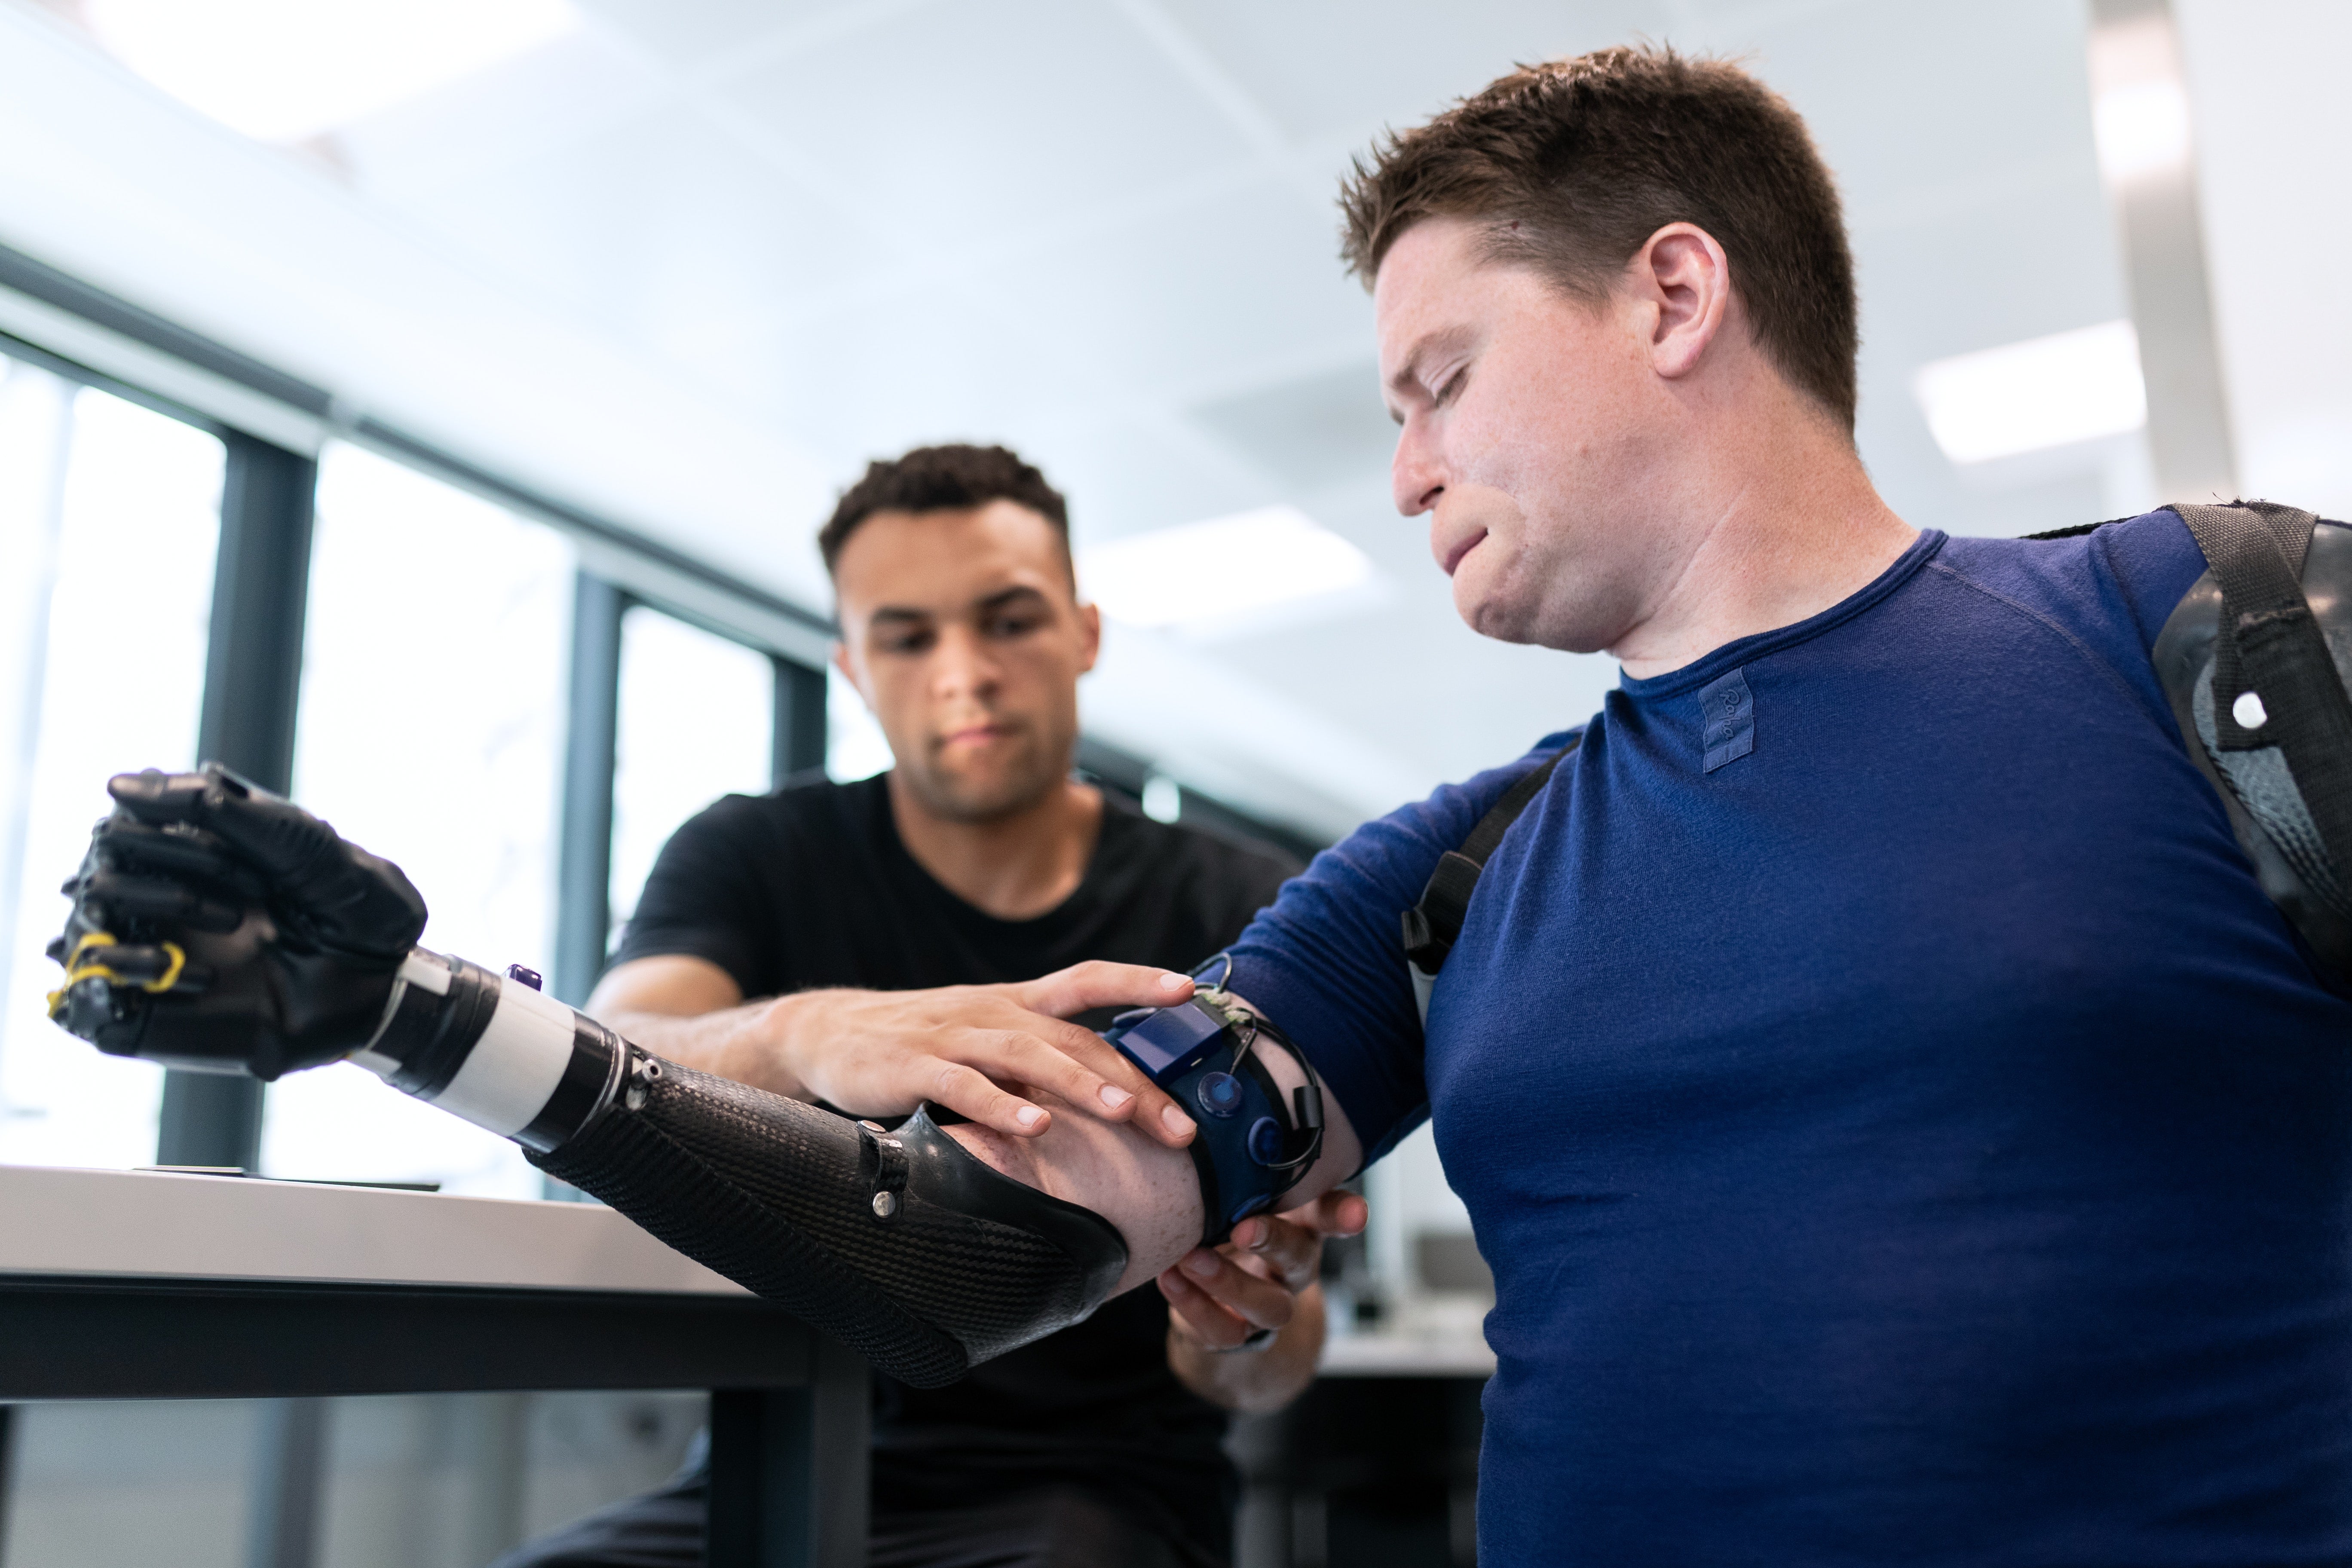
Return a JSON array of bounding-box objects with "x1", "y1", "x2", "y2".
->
[
  {"x1": 597, "y1": 958, "x2": 1208, "y2": 1150},
  {"x1": 1161, "y1": 1189, "x2": 1368, "y2": 1413}
]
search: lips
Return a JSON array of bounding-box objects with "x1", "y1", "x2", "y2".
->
[
  {"x1": 1438, "y1": 527, "x2": 1488, "y2": 578},
  {"x1": 939, "y1": 722, "x2": 1016, "y2": 754}
]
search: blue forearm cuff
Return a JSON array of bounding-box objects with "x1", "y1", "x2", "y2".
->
[{"x1": 1101, "y1": 989, "x2": 1325, "y2": 1245}]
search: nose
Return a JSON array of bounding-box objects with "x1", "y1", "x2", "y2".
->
[
  {"x1": 930, "y1": 625, "x2": 1000, "y2": 701},
  {"x1": 1390, "y1": 417, "x2": 1443, "y2": 517}
]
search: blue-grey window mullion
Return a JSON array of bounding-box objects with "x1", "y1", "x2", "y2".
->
[
  {"x1": 771, "y1": 656, "x2": 827, "y2": 787},
  {"x1": 156, "y1": 433, "x2": 318, "y2": 1171},
  {"x1": 555, "y1": 574, "x2": 627, "y2": 1008}
]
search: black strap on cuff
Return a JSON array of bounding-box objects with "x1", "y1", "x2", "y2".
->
[{"x1": 1400, "y1": 738, "x2": 1578, "y2": 976}]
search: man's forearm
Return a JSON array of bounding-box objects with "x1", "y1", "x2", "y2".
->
[
  {"x1": 1169, "y1": 1282, "x2": 1327, "y2": 1413},
  {"x1": 596, "y1": 1001, "x2": 810, "y2": 1100}
]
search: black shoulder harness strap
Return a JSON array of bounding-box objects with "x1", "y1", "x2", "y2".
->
[
  {"x1": 2036, "y1": 502, "x2": 2352, "y2": 879},
  {"x1": 1400, "y1": 735, "x2": 1580, "y2": 1020}
]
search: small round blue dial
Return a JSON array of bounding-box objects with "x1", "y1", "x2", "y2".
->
[{"x1": 1195, "y1": 1071, "x2": 1244, "y2": 1117}]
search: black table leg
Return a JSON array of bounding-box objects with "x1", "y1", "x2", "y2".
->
[{"x1": 708, "y1": 1337, "x2": 868, "y2": 1568}]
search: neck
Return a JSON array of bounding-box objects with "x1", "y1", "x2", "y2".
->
[
  {"x1": 886, "y1": 771, "x2": 1105, "y2": 922},
  {"x1": 1610, "y1": 395, "x2": 1916, "y2": 681}
]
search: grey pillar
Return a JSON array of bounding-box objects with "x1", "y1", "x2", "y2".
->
[
  {"x1": 159, "y1": 434, "x2": 318, "y2": 1171},
  {"x1": 2089, "y1": 0, "x2": 2238, "y2": 502},
  {"x1": 771, "y1": 658, "x2": 827, "y2": 787},
  {"x1": 554, "y1": 575, "x2": 626, "y2": 1008}
]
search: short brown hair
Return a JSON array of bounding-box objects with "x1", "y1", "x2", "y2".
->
[
  {"x1": 1338, "y1": 46, "x2": 1857, "y2": 430},
  {"x1": 818, "y1": 444, "x2": 1071, "y2": 577}
]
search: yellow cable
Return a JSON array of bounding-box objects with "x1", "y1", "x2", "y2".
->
[
  {"x1": 144, "y1": 941, "x2": 187, "y2": 994},
  {"x1": 43, "y1": 931, "x2": 188, "y2": 1019},
  {"x1": 45, "y1": 929, "x2": 116, "y2": 1019}
]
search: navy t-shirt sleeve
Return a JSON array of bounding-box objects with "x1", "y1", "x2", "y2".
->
[
  {"x1": 2087, "y1": 509, "x2": 2211, "y2": 656},
  {"x1": 610, "y1": 794, "x2": 775, "y2": 996},
  {"x1": 1226, "y1": 733, "x2": 1577, "y2": 1167}
]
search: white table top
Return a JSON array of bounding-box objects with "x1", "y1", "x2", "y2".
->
[
  {"x1": 0, "y1": 1164, "x2": 747, "y2": 1297},
  {"x1": 1319, "y1": 1329, "x2": 1497, "y2": 1378}
]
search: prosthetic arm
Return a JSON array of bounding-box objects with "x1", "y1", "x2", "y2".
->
[{"x1": 44, "y1": 767, "x2": 1322, "y2": 1387}]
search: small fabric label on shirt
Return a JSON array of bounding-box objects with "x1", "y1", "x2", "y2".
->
[{"x1": 1699, "y1": 666, "x2": 1755, "y2": 774}]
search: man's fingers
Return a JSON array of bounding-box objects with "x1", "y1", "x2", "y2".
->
[
  {"x1": 928, "y1": 1060, "x2": 1051, "y2": 1139},
  {"x1": 1025, "y1": 1019, "x2": 1197, "y2": 1147},
  {"x1": 954, "y1": 1030, "x2": 1132, "y2": 1126},
  {"x1": 1009, "y1": 959, "x2": 1193, "y2": 1020},
  {"x1": 930, "y1": 1012, "x2": 1193, "y2": 1147},
  {"x1": 1158, "y1": 1269, "x2": 1260, "y2": 1350},
  {"x1": 1171, "y1": 1246, "x2": 1295, "y2": 1332},
  {"x1": 1225, "y1": 1214, "x2": 1327, "y2": 1291},
  {"x1": 1266, "y1": 1189, "x2": 1369, "y2": 1240}
]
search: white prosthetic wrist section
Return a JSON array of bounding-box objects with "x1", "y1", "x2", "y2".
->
[{"x1": 351, "y1": 949, "x2": 622, "y2": 1146}]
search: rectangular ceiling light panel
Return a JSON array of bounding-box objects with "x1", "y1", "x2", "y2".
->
[
  {"x1": 1081, "y1": 505, "x2": 1379, "y2": 638},
  {"x1": 84, "y1": 0, "x2": 578, "y2": 143},
  {"x1": 1913, "y1": 320, "x2": 2147, "y2": 466},
  {"x1": 2089, "y1": 14, "x2": 2193, "y2": 187}
]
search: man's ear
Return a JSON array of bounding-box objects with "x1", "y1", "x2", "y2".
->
[
  {"x1": 1636, "y1": 221, "x2": 1733, "y2": 382},
  {"x1": 829, "y1": 640, "x2": 871, "y2": 710},
  {"x1": 1075, "y1": 599, "x2": 1101, "y2": 677}
]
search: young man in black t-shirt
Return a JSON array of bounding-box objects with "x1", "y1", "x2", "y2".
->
[{"x1": 500, "y1": 445, "x2": 1356, "y2": 1568}]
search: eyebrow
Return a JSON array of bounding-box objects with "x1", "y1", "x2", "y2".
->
[
  {"x1": 976, "y1": 585, "x2": 1050, "y2": 614},
  {"x1": 867, "y1": 585, "x2": 1051, "y2": 628}
]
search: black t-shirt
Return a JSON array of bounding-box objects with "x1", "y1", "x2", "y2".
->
[{"x1": 612, "y1": 772, "x2": 1300, "y2": 1562}]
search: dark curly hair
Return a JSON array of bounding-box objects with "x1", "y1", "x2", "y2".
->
[
  {"x1": 1338, "y1": 45, "x2": 1857, "y2": 432},
  {"x1": 818, "y1": 444, "x2": 1072, "y2": 580}
]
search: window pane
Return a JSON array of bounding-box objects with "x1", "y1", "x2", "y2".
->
[
  {"x1": 0, "y1": 368, "x2": 222, "y2": 1171},
  {"x1": 826, "y1": 664, "x2": 893, "y2": 783},
  {"x1": 263, "y1": 442, "x2": 572, "y2": 1197},
  {"x1": 609, "y1": 607, "x2": 772, "y2": 940}
]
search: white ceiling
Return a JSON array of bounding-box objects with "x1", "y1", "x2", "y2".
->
[{"x1": 7, "y1": 0, "x2": 2334, "y2": 838}]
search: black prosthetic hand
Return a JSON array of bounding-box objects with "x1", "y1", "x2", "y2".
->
[
  {"x1": 48, "y1": 766, "x2": 1130, "y2": 1387},
  {"x1": 49, "y1": 766, "x2": 425, "y2": 1078}
]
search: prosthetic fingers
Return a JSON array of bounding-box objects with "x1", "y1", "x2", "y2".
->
[
  {"x1": 46, "y1": 766, "x2": 1124, "y2": 1388},
  {"x1": 1100, "y1": 977, "x2": 1323, "y2": 1246}
]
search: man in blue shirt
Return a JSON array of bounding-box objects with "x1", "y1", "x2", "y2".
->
[
  {"x1": 770, "y1": 43, "x2": 2352, "y2": 1562},
  {"x1": 70, "y1": 39, "x2": 2352, "y2": 1565}
]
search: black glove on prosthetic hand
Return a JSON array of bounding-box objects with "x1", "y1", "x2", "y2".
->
[
  {"x1": 48, "y1": 766, "x2": 426, "y2": 1078},
  {"x1": 46, "y1": 766, "x2": 1131, "y2": 1388}
]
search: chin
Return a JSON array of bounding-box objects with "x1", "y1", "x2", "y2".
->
[
  {"x1": 913, "y1": 757, "x2": 1060, "y2": 824},
  {"x1": 1453, "y1": 576, "x2": 1542, "y2": 648}
]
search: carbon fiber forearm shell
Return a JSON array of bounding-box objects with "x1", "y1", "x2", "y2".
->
[{"x1": 529, "y1": 1060, "x2": 1127, "y2": 1388}]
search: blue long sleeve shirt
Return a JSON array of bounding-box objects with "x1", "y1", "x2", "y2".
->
[{"x1": 1231, "y1": 513, "x2": 2352, "y2": 1564}]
